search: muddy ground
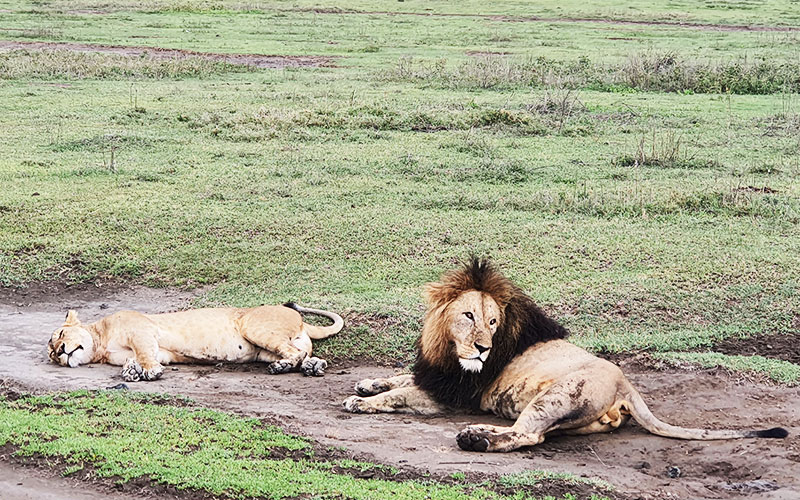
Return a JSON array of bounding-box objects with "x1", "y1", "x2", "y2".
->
[{"x1": 0, "y1": 283, "x2": 798, "y2": 500}]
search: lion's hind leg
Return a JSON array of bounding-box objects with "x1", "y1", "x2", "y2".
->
[
  {"x1": 561, "y1": 403, "x2": 631, "y2": 436},
  {"x1": 458, "y1": 377, "x2": 616, "y2": 452}
]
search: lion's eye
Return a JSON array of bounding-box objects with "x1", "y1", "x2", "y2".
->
[
  {"x1": 490, "y1": 318, "x2": 496, "y2": 325},
  {"x1": 464, "y1": 312, "x2": 474, "y2": 321}
]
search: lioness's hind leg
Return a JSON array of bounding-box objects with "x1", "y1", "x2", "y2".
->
[
  {"x1": 301, "y1": 356, "x2": 327, "y2": 377},
  {"x1": 240, "y1": 310, "x2": 311, "y2": 375},
  {"x1": 355, "y1": 374, "x2": 414, "y2": 396},
  {"x1": 259, "y1": 336, "x2": 309, "y2": 374}
]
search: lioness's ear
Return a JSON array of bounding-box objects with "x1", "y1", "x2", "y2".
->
[{"x1": 64, "y1": 310, "x2": 80, "y2": 326}]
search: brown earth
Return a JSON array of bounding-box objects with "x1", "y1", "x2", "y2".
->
[
  {"x1": 0, "y1": 40, "x2": 335, "y2": 69},
  {"x1": 711, "y1": 332, "x2": 800, "y2": 365},
  {"x1": 0, "y1": 283, "x2": 798, "y2": 499}
]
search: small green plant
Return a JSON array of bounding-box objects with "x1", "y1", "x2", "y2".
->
[{"x1": 616, "y1": 130, "x2": 721, "y2": 169}]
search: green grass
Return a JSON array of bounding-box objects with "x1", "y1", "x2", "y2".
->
[
  {"x1": 0, "y1": 49, "x2": 252, "y2": 79},
  {"x1": 0, "y1": 389, "x2": 611, "y2": 500},
  {"x1": 0, "y1": 1, "x2": 798, "y2": 375}
]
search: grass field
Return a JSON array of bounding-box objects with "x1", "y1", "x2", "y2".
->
[
  {"x1": 2, "y1": 0, "x2": 799, "y2": 377},
  {"x1": 0, "y1": 388, "x2": 613, "y2": 499},
  {"x1": 1, "y1": 1, "x2": 799, "y2": 497},
  {"x1": 2, "y1": 0, "x2": 798, "y2": 380}
]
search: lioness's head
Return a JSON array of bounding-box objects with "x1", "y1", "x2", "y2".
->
[
  {"x1": 48, "y1": 310, "x2": 94, "y2": 367},
  {"x1": 419, "y1": 258, "x2": 516, "y2": 373}
]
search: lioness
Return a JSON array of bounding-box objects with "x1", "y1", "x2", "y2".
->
[
  {"x1": 48, "y1": 303, "x2": 342, "y2": 381},
  {"x1": 343, "y1": 258, "x2": 788, "y2": 452}
]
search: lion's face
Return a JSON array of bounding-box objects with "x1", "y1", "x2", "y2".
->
[
  {"x1": 48, "y1": 311, "x2": 94, "y2": 367},
  {"x1": 447, "y1": 290, "x2": 500, "y2": 373}
]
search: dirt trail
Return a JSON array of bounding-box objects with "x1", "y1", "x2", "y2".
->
[
  {"x1": 0, "y1": 284, "x2": 798, "y2": 499},
  {"x1": 0, "y1": 460, "x2": 162, "y2": 500},
  {"x1": 0, "y1": 40, "x2": 334, "y2": 69}
]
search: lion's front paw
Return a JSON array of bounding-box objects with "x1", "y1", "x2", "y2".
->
[
  {"x1": 342, "y1": 395, "x2": 377, "y2": 414},
  {"x1": 301, "y1": 357, "x2": 327, "y2": 377},
  {"x1": 268, "y1": 359, "x2": 295, "y2": 375},
  {"x1": 355, "y1": 378, "x2": 391, "y2": 396},
  {"x1": 456, "y1": 427, "x2": 491, "y2": 452},
  {"x1": 121, "y1": 358, "x2": 143, "y2": 382}
]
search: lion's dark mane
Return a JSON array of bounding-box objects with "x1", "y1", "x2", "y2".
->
[{"x1": 412, "y1": 258, "x2": 569, "y2": 410}]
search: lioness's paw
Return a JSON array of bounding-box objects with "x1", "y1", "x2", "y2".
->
[
  {"x1": 141, "y1": 363, "x2": 164, "y2": 381},
  {"x1": 268, "y1": 359, "x2": 295, "y2": 375},
  {"x1": 342, "y1": 395, "x2": 377, "y2": 414},
  {"x1": 301, "y1": 357, "x2": 327, "y2": 377},
  {"x1": 355, "y1": 378, "x2": 391, "y2": 396},
  {"x1": 456, "y1": 427, "x2": 491, "y2": 452},
  {"x1": 121, "y1": 358, "x2": 143, "y2": 382}
]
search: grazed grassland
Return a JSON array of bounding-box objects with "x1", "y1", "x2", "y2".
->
[
  {"x1": 0, "y1": 389, "x2": 613, "y2": 499},
  {"x1": 0, "y1": 0, "x2": 798, "y2": 384}
]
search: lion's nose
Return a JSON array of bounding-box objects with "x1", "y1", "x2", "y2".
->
[{"x1": 474, "y1": 343, "x2": 490, "y2": 354}]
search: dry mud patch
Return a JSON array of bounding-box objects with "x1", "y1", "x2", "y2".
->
[{"x1": 0, "y1": 283, "x2": 798, "y2": 499}]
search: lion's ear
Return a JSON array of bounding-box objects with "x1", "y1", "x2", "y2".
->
[
  {"x1": 424, "y1": 282, "x2": 452, "y2": 306},
  {"x1": 64, "y1": 310, "x2": 80, "y2": 326}
]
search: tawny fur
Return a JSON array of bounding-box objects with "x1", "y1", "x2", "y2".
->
[
  {"x1": 343, "y1": 258, "x2": 788, "y2": 452},
  {"x1": 48, "y1": 304, "x2": 343, "y2": 381}
]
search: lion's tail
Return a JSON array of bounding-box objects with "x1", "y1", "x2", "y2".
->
[
  {"x1": 283, "y1": 302, "x2": 344, "y2": 339},
  {"x1": 621, "y1": 381, "x2": 788, "y2": 440}
]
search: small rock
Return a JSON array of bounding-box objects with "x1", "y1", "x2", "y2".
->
[
  {"x1": 634, "y1": 461, "x2": 651, "y2": 470},
  {"x1": 105, "y1": 383, "x2": 129, "y2": 390},
  {"x1": 666, "y1": 466, "x2": 681, "y2": 478}
]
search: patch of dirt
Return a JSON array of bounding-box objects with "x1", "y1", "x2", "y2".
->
[
  {"x1": 466, "y1": 50, "x2": 510, "y2": 56},
  {"x1": 0, "y1": 41, "x2": 335, "y2": 69},
  {"x1": 0, "y1": 454, "x2": 157, "y2": 500},
  {"x1": 288, "y1": 8, "x2": 800, "y2": 32},
  {"x1": 732, "y1": 185, "x2": 779, "y2": 194},
  {"x1": 0, "y1": 285, "x2": 798, "y2": 499},
  {"x1": 712, "y1": 332, "x2": 800, "y2": 365}
]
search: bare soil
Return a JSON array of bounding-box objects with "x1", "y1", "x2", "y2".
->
[
  {"x1": 0, "y1": 283, "x2": 798, "y2": 500},
  {"x1": 0, "y1": 41, "x2": 335, "y2": 69},
  {"x1": 711, "y1": 332, "x2": 800, "y2": 365}
]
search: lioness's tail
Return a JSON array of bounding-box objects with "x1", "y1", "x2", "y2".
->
[
  {"x1": 622, "y1": 381, "x2": 788, "y2": 440},
  {"x1": 283, "y1": 302, "x2": 344, "y2": 339}
]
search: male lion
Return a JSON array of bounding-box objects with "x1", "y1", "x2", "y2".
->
[
  {"x1": 48, "y1": 303, "x2": 342, "y2": 381},
  {"x1": 343, "y1": 258, "x2": 788, "y2": 452}
]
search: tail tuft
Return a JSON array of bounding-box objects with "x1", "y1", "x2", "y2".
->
[
  {"x1": 283, "y1": 302, "x2": 301, "y2": 312},
  {"x1": 752, "y1": 427, "x2": 789, "y2": 439}
]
